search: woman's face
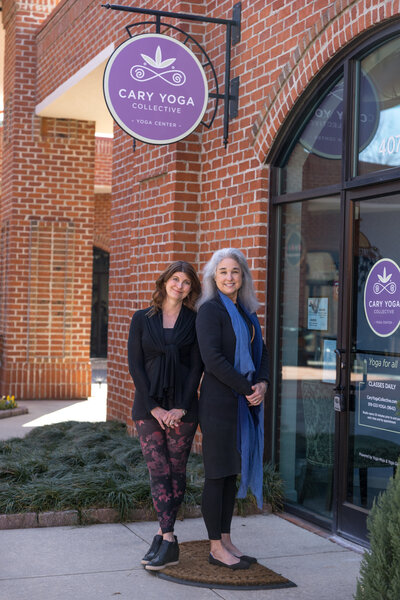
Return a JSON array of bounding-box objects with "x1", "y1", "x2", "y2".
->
[
  {"x1": 214, "y1": 258, "x2": 242, "y2": 302},
  {"x1": 164, "y1": 271, "x2": 192, "y2": 303}
]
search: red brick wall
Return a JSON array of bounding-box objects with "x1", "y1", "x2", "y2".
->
[
  {"x1": 95, "y1": 137, "x2": 113, "y2": 189},
  {"x1": 0, "y1": 0, "x2": 95, "y2": 399},
  {"x1": 3, "y1": 0, "x2": 400, "y2": 413},
  {"x1": 94, "y1": 193, "x2": 111, "y2": 253}
]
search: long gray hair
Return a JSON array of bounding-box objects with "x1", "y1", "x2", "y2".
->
[{"x1": 197, "y1": 248, "x2": 260, "y2": 313}]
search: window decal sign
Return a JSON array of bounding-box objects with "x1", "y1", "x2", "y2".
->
[
  {"x1": 103, "y1": 34, "x2": 208, "y2": 144},
  {"x1": 299, "y1": 74, "x2": 378, "y2": 159},
  {"x1": 357, "y1": 353, "x2": 400, "y2": 439},
  {"x1": 364, "y1": 258, "x2": 400, "y2": 337}
]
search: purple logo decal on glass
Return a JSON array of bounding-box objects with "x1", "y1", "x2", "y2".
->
[
  {"x1": 299, "y1": 73, "x2": 378, "y2": 159},
  {"x1": 103, "y1": 34, "x2": 208, "y2": 144},
  {"x1": 364, "y1": 258, "x2": 400, "y2": 337}
]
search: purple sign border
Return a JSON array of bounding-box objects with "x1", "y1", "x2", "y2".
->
[{"x1": 103, "y1": 33, "x2": 208, "y2": 145}]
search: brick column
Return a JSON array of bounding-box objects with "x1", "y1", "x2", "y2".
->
[{"x1": 0, "y1": 1, "x2": 95, "y2": 399}]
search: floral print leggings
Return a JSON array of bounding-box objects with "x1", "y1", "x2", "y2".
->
[{"x1": 135, "y1": 419, "x2": 197, "y2": 533}]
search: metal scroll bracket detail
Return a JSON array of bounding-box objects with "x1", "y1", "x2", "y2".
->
[{"x1": 101, "y1": 2, "x2": 241, "y2": 148}]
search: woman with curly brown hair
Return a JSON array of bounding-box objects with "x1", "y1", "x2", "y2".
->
[{"x1": 128, "y1": 261, "x2": 202, "y2": 571}]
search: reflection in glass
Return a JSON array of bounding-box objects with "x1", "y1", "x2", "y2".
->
[
  {"x1": 278, "y1": 197, "x2": 340, "y2": 523},
  {"x1": 349, "y1": 197, "x2": 400, "y2": 508},
  {"x1": 281, "y1": 77, "x2": 343, "y2": 194},
  {"x1": 358, "y1": 37, "x2": 400, "y2": 175}
]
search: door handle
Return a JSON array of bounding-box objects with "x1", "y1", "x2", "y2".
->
[
  {"x1": 333, "y1": 348, "x2": 346, "y2": 412},
  {"x1": 334, "y1": 348, "x2": 345, "y2": 389},
  {"x1": 334, "y1": 348, "x2": 346, "y2": 369}
]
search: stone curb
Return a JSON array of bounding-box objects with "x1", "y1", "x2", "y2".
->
[
  {"x1": 0, "y1": 407, "x2": 29, "y2": 420},
  {"x1": 38, "y1": 510, "x2": 80, "y2": 527},
  {"x1": 0, "y1": 504, "x2": 272, "y2": 530},
  {"x1": 0, "y1": 512, "x2": 38, "y2": 529}
]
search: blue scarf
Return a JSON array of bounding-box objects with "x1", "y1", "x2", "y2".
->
[{"x1": 218, "y1": 291, "x2": 264, "y2": 508}]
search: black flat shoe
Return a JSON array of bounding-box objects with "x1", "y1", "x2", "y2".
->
[
  {"x1": 208, "y1": 553, "x2": 250, "y2": 570},
  {"x1": 145, "y1": 536, "x2": 179, "y2": 571},
  {"x1": 234, "y1": 553, "x2": 257, "y2": 565},
  {"x1": 141, "y1": 534, "x2": 163, "y2": 565}
]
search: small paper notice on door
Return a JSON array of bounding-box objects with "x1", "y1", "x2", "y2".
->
[{"x1": 308, "y1": 297, "x2": 328, "y2": 330}]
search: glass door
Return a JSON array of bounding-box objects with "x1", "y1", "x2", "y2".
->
[
  {"x1": 337, "y1": 193, "x2": 400, "y2": 542},
  {"x1": 277, "y1": 195, "x2": 341, "y2": 528}
]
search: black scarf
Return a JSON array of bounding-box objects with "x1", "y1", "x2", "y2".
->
[{"x1": 145, "y1": 305, "x2": 196, "y2": 408}]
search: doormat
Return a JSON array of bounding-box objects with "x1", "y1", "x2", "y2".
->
[{"x1": 152, "y1": 540, "x2": 296, "y2": 590}]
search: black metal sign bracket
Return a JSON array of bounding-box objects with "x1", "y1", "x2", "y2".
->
[{"x1": 102, "y1": 2, "x2": 241, "y2": 147}]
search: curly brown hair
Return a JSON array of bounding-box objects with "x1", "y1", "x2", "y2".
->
[{"x1": 150, "y1": 261, "x2": 201, "y2": 313}]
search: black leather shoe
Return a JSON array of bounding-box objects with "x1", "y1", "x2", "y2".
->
[
  {"x1": 141, "y1": 534, "x2": 163, "y2": 565},
  {"x1": 235, "y1": 553, "x2": 257, "y2": 565},
  {"x1": 145, "y1": 536, "x2": 179, "y2": 571},
  {"x1": 208, "y1": 553, "x2": 250, "y2": 570}
]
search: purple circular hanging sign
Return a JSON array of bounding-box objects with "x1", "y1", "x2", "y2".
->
[
  {"x1": 364, "y1": 258, "x2": 400, "y2": 337},
  {"x1": 103, "y1": 34, "x2": 208, "y2": 144}
]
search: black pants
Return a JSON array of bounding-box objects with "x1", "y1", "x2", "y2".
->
[
  {"x1": 201, "y1": 474, "x2": 237, "y2": 540},
  {"x1": 135, "y1": 419, "x2": 197, "y2": 533}
]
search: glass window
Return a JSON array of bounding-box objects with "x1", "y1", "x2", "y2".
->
[
  {"x1": 358, "y1": 37, "x2": 400, "y2": 175},
  {"x1": 281, "y1": 77, "x2": 343, "y2": 194},
  {"x1": 277, "y1": 196, "x2": 340, "y2": 522}
]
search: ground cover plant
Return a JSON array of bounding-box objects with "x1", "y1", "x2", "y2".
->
[{"x1": 0, "y1": 421, "x2": 283, "y2": 520}]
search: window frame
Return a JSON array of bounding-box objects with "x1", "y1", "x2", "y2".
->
[
  {"x1": 268, "y1": 20, "x2": 400, "y2": 202},
  {"x1": 266, "y1": 20, "x2": 400, "y2": 474}
]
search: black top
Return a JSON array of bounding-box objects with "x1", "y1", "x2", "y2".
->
[
  {"x1": 196, "y1": 296, "x2": 269, "y2": 478},
  {"x1": 128, "y1": 305, "x2": 202, "y2": 421}
]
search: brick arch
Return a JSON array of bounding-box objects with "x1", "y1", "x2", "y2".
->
[
  {"x1": 93, "y1": 238, "x2": 110, "y2": 254},
  {"x1": 252, "y1": 0, "x2": 400, "y2": 164}
]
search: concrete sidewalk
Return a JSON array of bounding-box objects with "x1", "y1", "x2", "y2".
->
[
  {"x1": 0, "y1": 385, "x2": 107, "y2": 441},
  {"x1": 0, "y1": 513, "x2": 363, "y2": 600},
  {"x1": 0, "y1": 370, "x2": 364, "y2": 599}
]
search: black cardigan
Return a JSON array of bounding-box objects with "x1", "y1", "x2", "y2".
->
[
  {"x1": 128, "y1": 305, "x2": 202, "y2": 421},
  {"x1": 196, "y1": 297, "x2": 269, "y2": 478}
]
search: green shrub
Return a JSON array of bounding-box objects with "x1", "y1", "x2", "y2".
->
[
  {"x1": 355, "y1": 463, "x2": 400, "y2": 600},
  {"x1": 262, "y1": 462, "x2": 285, "y2": 512},
  {"x1": 236, "y1": 462, "x2": 284, "y2": 515}
]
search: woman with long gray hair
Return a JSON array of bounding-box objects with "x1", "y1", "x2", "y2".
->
[{"x1": 196, "y1": 248, "x2": 269, "y2": 570}]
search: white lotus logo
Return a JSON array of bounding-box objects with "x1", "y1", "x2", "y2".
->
[
  {"x1": 130, "y1": 46, "x2": 186, "y2": 86},
  {"x1": 141, "y1": 46, "x2": 176, "y2": 69},
  {"x1": 373, "y1": 266, "x2": 396, "y2": 295},
  {"x1": 377, "y1": 267, "x2": 392, "y2": 284}
]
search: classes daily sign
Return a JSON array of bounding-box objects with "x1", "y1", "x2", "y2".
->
[{"x1": 103, "y1": 34, "x2": 208, "y2": 144}]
